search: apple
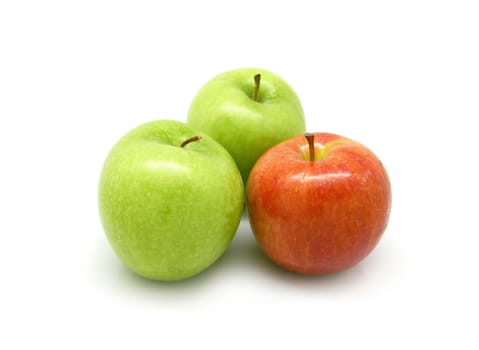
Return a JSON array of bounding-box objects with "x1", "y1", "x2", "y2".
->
[
  {"x1": 98, "y1": 120, "x2": 244, "y2": 281},
  {"x1": 246, "y1": 132, "x2": 391, "y2": 275},
  {"x1": 187, "y1": 67, "x2": 306, "y2": 184}
]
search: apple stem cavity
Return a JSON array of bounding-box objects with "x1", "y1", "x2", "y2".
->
[
  {"x1": 305, "y1": 133, "x2": 315, "y2": 161},
  {"x1": 253, "y1": 73, "x2": 261, "y2": 102},
  {"x1": 180, "y1": 135, "x2": 203, "y2": 148}
]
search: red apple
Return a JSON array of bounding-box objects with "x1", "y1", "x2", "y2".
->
[{"x1": 246, "y1": 132, "x2": 391, "y2": 275}]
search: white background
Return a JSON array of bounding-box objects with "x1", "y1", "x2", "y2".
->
[{"x1": 1, "y1": 0, "x2": 478, "y2": 349}]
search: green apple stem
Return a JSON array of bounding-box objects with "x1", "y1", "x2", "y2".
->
[
  {"x1": 253, "y1": 73, "x2": 261, "y2": 101},
  {"x1": 304, "y1": 133, "x2": 315, "y2": 161},
  {"x1": 180, "y1": 135, "x2": 203, "y2": 148}
]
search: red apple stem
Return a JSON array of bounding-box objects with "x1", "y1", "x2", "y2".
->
[
  {"x1": 180, "y1": 135, "x2": 203, "y2": 148},
  {"x1": 253, "y1": 73, "x2": 261, "y2": 101},
  {"x1": 304, "y1": 133, "x2": 315, "y2": 161}
]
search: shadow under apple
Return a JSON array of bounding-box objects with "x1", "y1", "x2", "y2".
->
[
  {"x1": 90, "y1": 217, "x2": 394, "y2": 298},
  {"x1": 222, "y1": 216, "x2": 394, "y2": 293}
]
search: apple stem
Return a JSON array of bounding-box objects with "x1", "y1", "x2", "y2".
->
[
  {"x1": 180, "y1": 135, "x2": 203, "y2": 148},
  {"x1": 304, "y1": 133, "x2": 315, "y2": 161},
  {"x1": 253, "y1": 73, "x2": 261, "y2": 101}
]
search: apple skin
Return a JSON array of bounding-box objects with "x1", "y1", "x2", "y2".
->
[
  {"x1": 187, "y1": 67, "x2": 306, "y2": 184},
  {"x1": 246, "y1": 132, "x2": 391, "y2": 275},
  {"x1": 98, "y1": 120, "x2": 244, "y2": 281}
]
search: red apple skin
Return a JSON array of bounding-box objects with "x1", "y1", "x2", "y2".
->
[{"x1": 246, "y1": 133, "x2": 391, "y2": 275}]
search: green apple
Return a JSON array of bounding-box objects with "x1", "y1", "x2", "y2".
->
[
  {"x1": 98, "y1": 120, "x2": 244, "y2": 281},
  {"x1": 187, "y1": 67, "x2": 306, "y2": 183}
]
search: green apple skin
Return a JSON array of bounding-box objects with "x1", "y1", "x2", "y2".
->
[
  {"x1": 187, "y1": 68, "x2": 306, "y2": 184},
  {"x1": 98, "y1": 120, "x2": 244, "y2": 281}
]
